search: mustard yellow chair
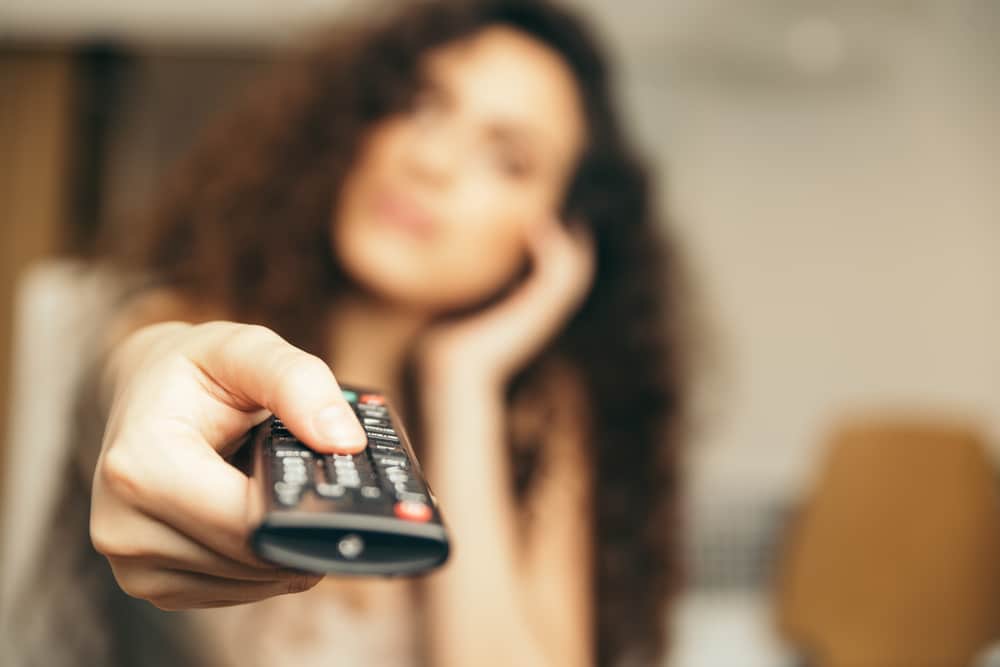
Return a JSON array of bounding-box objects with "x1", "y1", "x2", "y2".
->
[{"x1": 776, "y1": 419, "x2": 1000, "y2": 667}]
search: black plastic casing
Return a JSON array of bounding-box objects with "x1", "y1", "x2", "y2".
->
[{"x1": 249, "y1": 387, "x2": 449, "y2": 576}]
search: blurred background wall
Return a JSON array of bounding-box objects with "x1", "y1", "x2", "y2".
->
[{"x1": 2, "y1": 1, "x2": 998, "y2": 665}]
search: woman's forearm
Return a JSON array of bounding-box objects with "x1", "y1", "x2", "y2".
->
[{"x1": 418, "y1": 372, "x2": 551, "y2": 667}]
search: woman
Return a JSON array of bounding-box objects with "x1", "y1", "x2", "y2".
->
[{"x1": 12, "y1": 0, "x2": 688, "y2": 665}]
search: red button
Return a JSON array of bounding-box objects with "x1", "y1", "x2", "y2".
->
[
  {"x1": 359, "y1": 393, "x2": 385, "y2": 405},
  {"x1": 394, "y1": 500, "x2": 432, "y2": 523}
]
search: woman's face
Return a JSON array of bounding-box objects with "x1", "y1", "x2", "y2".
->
[{"x1": 333, "y1": 26, "x2": 586, "y2": 312}]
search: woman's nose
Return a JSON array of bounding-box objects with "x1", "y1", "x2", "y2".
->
[{"x1": 403, "y1": 120, "x2": 462, "y2": 187}]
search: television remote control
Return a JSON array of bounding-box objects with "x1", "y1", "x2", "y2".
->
[{"x1": 249, "y1": 386, "x2": 449, "y2": 576}]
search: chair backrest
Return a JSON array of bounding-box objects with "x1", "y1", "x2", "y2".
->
[
  {"x1": 0, "y1": 260, "x2": 121, "y2": 624},
  {"x1": 775, "y1": 419, "x2": 1000, "y2": 667}
]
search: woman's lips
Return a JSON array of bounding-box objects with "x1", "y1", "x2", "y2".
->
[{"x1": 370, "y1": 189, "x2": 438, "y2": 239}]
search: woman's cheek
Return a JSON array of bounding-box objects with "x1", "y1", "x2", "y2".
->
[{"x1": 446, "y1": 215, "x2": 527, "y2": 296}]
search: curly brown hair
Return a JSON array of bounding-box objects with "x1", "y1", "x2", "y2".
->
[{"x1": 102, "y1": 0, "x2": 689, "y2": 664}]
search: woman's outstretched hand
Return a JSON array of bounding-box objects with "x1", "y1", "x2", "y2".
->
[
  {"x1": 90, "y1": 321, "x2": 367, "y2": 610},
  {"x1": 417, "y1": 218, "x2": 595, "y2": 390}
]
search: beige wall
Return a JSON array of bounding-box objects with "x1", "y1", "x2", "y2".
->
[{"x1": 619, "y1": 3, "x2": 1000, "y2": 494}]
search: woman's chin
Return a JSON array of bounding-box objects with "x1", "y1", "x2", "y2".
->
[
  {"x1": 334, "y1": 236, "x2": 523, "y2": 314},
  {"x1": 341, "y1": 264, "x2": 484, "y2": 314}
]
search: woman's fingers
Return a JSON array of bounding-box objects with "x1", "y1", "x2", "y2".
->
[
  {"x1": 497, "y1": 219, "x2": 593, "y2": 335},
  {"x1": 93, "y1": 320, "x2": 365, "y2": 609},
  {"x1": 511, "y1": 217, "x2": 596, "y2": 336},
  {"x1": 91, "y1": 502, "x2": 291, "y2": 582},
  {"x1": 95, "y1": 423, "x2": 266, "y2": 568},
  {"x1": 109, "y1": 563, "x2": 322, "y2": 611},
  {"x1": 418, "y1": 218, "x2": 595, "y2": 386},
  {"x1": 93, "y1": 467, "x2": 324, "y2": 611},
  {"x1": 96, "y1": 319, "x2": 369, "y2": 573},
  {"x1": 181, "y1": 322, "x2": 367, "y2": 454}
]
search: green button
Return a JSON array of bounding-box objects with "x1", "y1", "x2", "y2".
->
[{"x1": 341, "y1": 389, "x2": 358, "y2": 403}]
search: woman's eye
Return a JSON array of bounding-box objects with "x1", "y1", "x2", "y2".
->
[
  {"x1": 409, "y1": 88, "x2": 445, "y2": 120},
  {"x1": 491, "y1": 149, "x2": 532, "y2": 179}
]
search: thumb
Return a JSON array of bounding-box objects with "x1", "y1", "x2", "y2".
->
[{"x1": 184, "y1": 322, "x2": 367, "y2": 454}]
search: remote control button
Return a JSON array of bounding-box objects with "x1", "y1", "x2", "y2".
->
[
  {"x1": 316, "y1": 483, "x2": 345, "y2": 498},
  {"x1": 363, "y1": 417, "x2": 391, "y2": 427},
  {"x1": 394, "y1": 481, "x2": 424, "y2": 495},
  {"x1": 280, "y1": 459, "x2": 310, "y2": 485},
  {"x1": 359, "y1": 393, "x2": 385, "y2": 405},
  {"x1": 341, "y1": 389, "x2": 358, "y2": 403},
  {"x1": 375, "y1": 455, "x2": 407, "y2": 467},
  {"x1": 396, "y1": 491, "x2": 428, "y2": 504},
  {"x1": 273, "y1": 447, "x2": 310, "y2": 457},
  {"x1": 360, "y1": 486, "x2": 382, "y2": 499},
  {"x1": 324, "y1": 455, "x2": 367, "y2": 488},
  {"x1": 275, "y1": 493, "x2": 300, "y2": 507},
  {"x1": 273, "y1": 481, "x2": 303, "y2": 506},
  {"x1": 394, "y1": 500, "x2": 432, "y2": 523},
  {"x1": 394, "y1": 476, "x2": 425, "y2": 491}
]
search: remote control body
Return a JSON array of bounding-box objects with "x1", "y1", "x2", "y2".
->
[{"x1": 249, "y1": 386, "x2": 449, "y2": 576}]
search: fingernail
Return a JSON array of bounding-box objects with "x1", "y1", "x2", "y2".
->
[{"x1": 314, "y1": 404, "x2": 366, "y2": 448}]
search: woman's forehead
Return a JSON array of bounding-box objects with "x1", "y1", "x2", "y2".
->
[{"x1": 421, "y1": 26, "x2": 587, "y2": 161}]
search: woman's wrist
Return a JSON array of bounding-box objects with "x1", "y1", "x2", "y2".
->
[
  {"x1": 415, "y1": 357, "x2": 510, "y2": 470},
  {"x1": 417, "y1": 356, "x2": 506, "y2": 409}
]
